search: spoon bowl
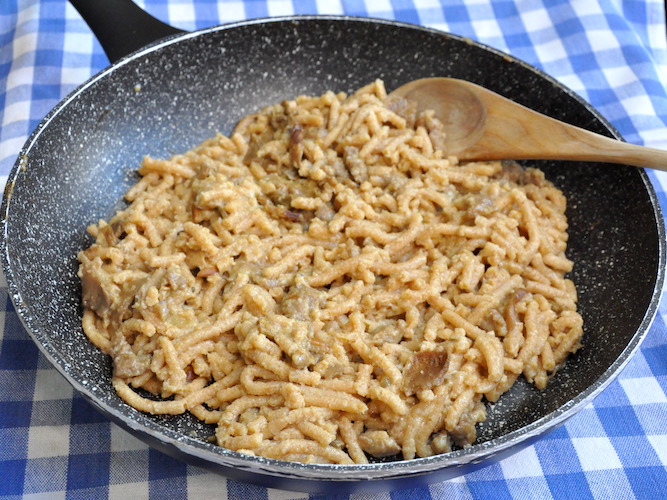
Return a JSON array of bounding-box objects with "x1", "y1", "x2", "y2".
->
[{"x1": 391, "y1": 77, "x2": 667, "y2": 170}]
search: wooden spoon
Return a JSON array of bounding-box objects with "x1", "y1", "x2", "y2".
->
[{"x1": 390, "y1": 77, "x2": 667, "y2": 170}]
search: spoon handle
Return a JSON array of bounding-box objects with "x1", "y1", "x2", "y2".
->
[
  {"x1": 548, "y1": 126, "x2": 667, "y2": 171},
  {"x1": 466, "y1": 84, "x2": 667, "y2": 171}
]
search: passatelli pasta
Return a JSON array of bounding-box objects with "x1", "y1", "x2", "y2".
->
[{"x1": 78, "y1": 80, "x2": 583, "y2": 464}]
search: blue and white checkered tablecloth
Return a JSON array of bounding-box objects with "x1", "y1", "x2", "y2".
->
[{"x1": 2, "y1": 0, "x2": 667, "y2": 498}]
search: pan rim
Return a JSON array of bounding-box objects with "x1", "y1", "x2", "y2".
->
[{"x1": 1, "y1": 14, "x2": 664, "y2": 483}]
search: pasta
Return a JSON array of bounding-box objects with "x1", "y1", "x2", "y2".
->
[{"x1": 78, "y1": 80, "x2": 584, "y2": 464}]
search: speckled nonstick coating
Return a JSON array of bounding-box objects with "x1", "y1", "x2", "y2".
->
[{"x1": 1, "y1": 16, "x2": 664, "y2": 493}]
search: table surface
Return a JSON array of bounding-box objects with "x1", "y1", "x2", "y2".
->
[{"x1": 1, "y1": 1, "x2": 667, "y2": 499}]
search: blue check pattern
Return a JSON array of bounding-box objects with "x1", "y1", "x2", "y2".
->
[{"x1": 2, "y1": 1, "x2": 667, "y2": 498}]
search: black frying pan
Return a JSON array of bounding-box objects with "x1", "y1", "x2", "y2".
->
[{"x1": 1, "y1": 0, "x2": 664, "y2": 493}]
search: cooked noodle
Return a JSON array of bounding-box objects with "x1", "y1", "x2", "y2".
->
[{"x1": 78, "y1": 80, "x2": 583, "y2": 464}]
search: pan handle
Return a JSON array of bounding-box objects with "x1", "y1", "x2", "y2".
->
[{"x1": 69, "y1": 0, "x2": 185, "y2": 64}]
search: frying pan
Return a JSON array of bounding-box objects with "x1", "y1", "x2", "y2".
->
[{"x1": 1, "y1": 0, "x2": 664, "y2": 493}]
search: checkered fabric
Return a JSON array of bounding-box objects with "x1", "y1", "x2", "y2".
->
[{"x1": 1, "y1": 0, "x2": 667, "y2": 498}]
